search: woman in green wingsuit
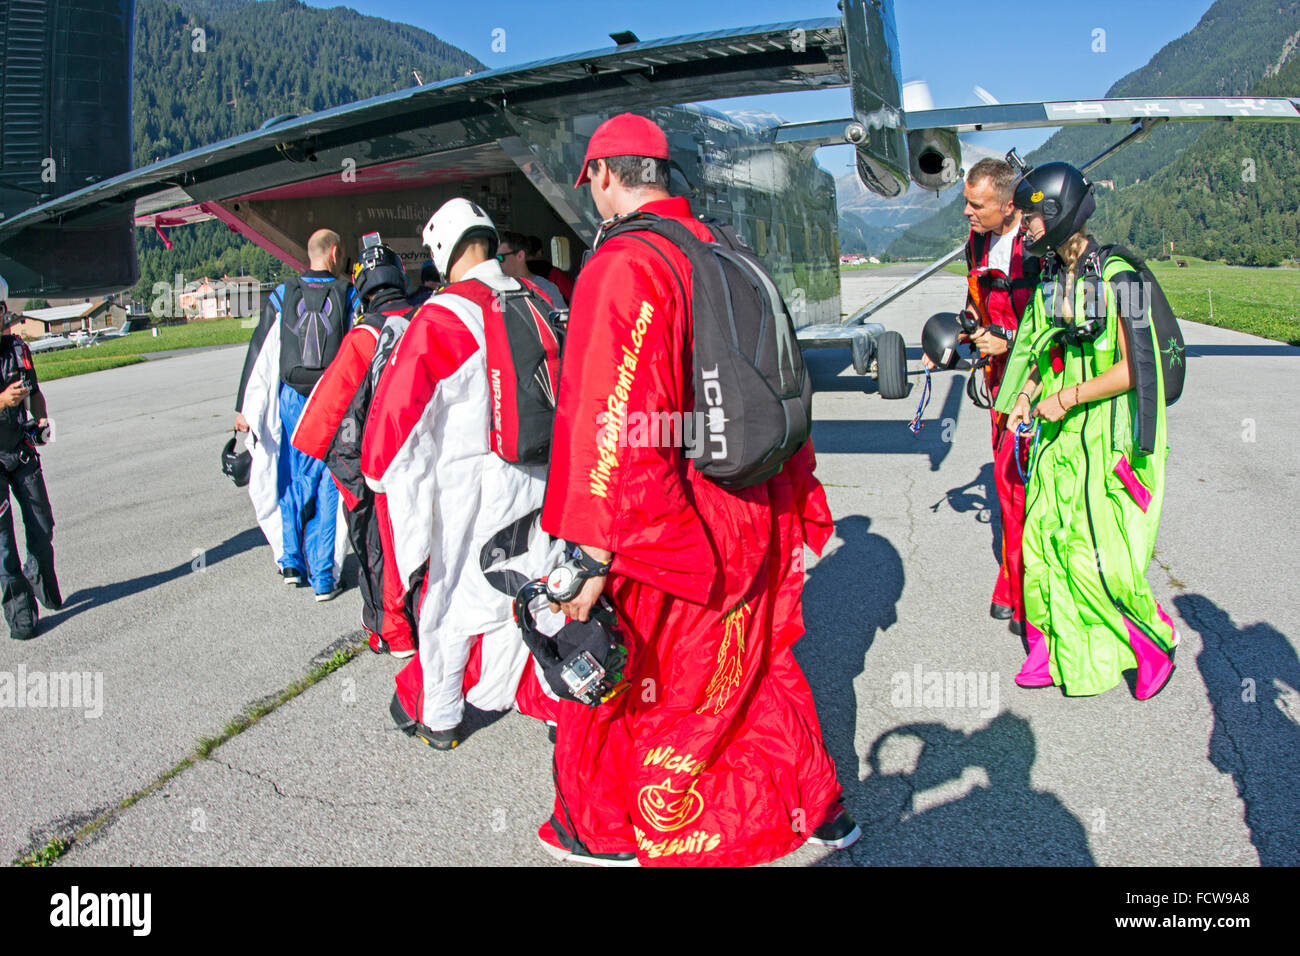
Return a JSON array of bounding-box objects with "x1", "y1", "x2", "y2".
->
[{"x1": 994, "y1": 162, "x2": 1178, "y2": 699}]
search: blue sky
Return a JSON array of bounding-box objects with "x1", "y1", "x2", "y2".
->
[{"x1": 310, "y1": 0, "x2": 1215, "y2": 172}]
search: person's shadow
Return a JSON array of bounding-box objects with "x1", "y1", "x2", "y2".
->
[
  {"x1": 821, "y1": 714, "x2": 1094, "y2": 866},
  {"x1": 797, "y1": 514, "x2": 904, "y2": 789},
  {"x1": 933, "y1": 462, "x2": 1000, "y2": 564},
  {"x1": 36, "y1": 527, "x2": 267, "y2": 635},
  {"x1": 1178, "y1": 593, "x2": 1300, "y2": 865}
]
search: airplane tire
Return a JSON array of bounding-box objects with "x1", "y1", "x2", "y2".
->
[{"x1": 876, "y1": 330, "x2": 909, "y2": 399}]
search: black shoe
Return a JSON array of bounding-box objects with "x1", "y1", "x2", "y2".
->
[
  {"x1": 281, "y1": 566, "x2": 303, "y2": 586},
  {"x1": 1008, "y1": 618, "x2": 1026, "y2": 637},
  {"x1": 9, "y1": 607, "x2": 38, "y2": 641},
  {"x1": 538, "y1": 816, "x2": 639, "y2": 867},
  {"x1": 990, "y1": 602, "x2": 1014, "y2": 621},
  {"x1": 807, "y1": 806, "x2": 861, "y2": 849},
  {"x1": 389, "y1": 693, "x2": 458, "y2": 750}
]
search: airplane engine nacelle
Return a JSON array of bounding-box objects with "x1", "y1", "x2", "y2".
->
[{"x1": 906, "y1": 127, "x2": 963, "y2": 193}]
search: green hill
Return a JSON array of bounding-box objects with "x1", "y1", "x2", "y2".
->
[
  {"x1": 887, "y1": 0, "x2": 1300, "y2": 260},
  {"x1": 130, "y1": 0, "x2": 484, "y2": 298},
  {"x1": 1105, "y1": 54, "x2": 1300, "y2": 265}
]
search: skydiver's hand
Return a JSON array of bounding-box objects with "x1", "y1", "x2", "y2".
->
[
  {"x1": 1, "y1": 382, "x2": 28, "y2": 408},
  {"x1": 971, "y1": 326, "x2": 1009, "y2": 358},
  {"x1": 550, "y1": 572, "x2": 607, "y2": 623},
  {"x1": 234, "y1": 412, "x2": 250, "y2": 433},
  {"x1": 921, "y1": 353, "x2": 937, "y2": 371},
  {"x1": 1007, "y1": 393, "x2": 1033, "y2": 432},
  {"x1": 1033, "y1": 390, "x2": 1071, "y2": 423}
]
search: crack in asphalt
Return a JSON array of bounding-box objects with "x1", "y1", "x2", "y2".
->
[{"x1": 213, "y1": 759, "x2": 387, "y2": 812}]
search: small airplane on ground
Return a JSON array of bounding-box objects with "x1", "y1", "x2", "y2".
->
[{"x1": 1, "y1": 0, "x2": 1297, "y2": 395}]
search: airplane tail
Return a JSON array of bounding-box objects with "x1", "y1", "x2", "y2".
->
[{"x1": 0, "y1": 0, "x2": 138, "y2": 296}]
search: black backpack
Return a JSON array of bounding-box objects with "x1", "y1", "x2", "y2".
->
[
  {"x1": 1080, "y1": 245, "x2": 1186, "y2": 456},
  {"x1": 279, "y1": 276, "x2": 351, "y2": 395},
  {"x1": 325, "y1": 301, "x2": 417, "y2": 502},
  {"x1": 599, "y1": 212, "x2": 811, "y2": 489},
  {"x1": 439, "y1": 278, "x2": 562, "y2": 464}
]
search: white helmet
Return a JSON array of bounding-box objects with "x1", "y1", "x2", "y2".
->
[
  {"x1": 0, "y1": 274, "x2": 8, "y2": 306},
  {"x1": 421, "y1": 198, "x2": 497, "y2": 278}
]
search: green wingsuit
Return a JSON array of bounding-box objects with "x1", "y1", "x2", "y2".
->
[{"x1": 993, "y1": 241, "x2": 1178, "y2": 696}]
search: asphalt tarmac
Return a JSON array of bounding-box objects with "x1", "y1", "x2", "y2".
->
[{"x1": 2, "y1": 266, "x2": 1295, "y2": 866}]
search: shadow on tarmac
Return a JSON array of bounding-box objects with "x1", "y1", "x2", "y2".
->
[
  {"x1": 1178, "y1": 592, "x2": 1300, "y2": 865},
  {"x1": 810, "y1": 373, "x2": 965, "y2": 472},
  {"x1": 823, "y1": 715, "x2": 1095, "y2": 866},
  {"x1": 798, "y1": 514, "x2": 903, "y2": 788},
  {"x1": 934, "y1": 462, "x2": 999, "y2": 564},
  {"x1": 36, "y1": 526, "x2": 267, "y2": 635},
  {"x1": 799, "y1": 515, "x2": 1092, "y2": 865}
]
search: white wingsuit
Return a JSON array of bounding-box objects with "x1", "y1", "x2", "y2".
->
[{"x1": 361, "y1": 256, "x2": 562, "y2": 733}]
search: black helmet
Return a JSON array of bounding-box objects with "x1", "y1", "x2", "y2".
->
[
  {"x1": 221, "y1": 432, "x2": 252, "y2": 487},
  {"x1": 1013, "y1": 161, "x2": 1094, "y2": 255},
  {"x1": 922, "y1": 312, "x2": 972, "y2": 370},
  {"x1": 352, "y1": 243, "x2": 408, "y2": 301}
]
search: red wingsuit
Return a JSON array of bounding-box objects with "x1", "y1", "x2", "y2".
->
[
  {"x1": 966, "y1": 226, "x2": 1039, "y2": 629},
  {"x1": 541, "y1": 196, "x2": 842, "y2": 866},
  {"x1": 290, "y1": 300, "x2": 416, "y2": 654}
]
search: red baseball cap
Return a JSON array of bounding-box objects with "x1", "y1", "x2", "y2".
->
[{"x1": 574, "y1": 113, "x2": 670, "y2": 187}]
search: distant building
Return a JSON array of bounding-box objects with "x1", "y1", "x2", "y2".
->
[
  {"x1": 12, "y1": 301, "x2": 125, "y2": 340},
  {"x1": 176, "y1": 275, "x2": 263, "y2": 320},
  {"x1": 1096, "y1": 180, "x2": 1116, "y2": 190}
]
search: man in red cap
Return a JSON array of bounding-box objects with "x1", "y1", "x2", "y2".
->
[{"x1": 537, "y1": 113, "x2": 856, "y2": 866}]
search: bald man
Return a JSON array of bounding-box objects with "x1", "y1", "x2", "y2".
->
[{"x1": 235, "y1": 229, "x2": 360, "y2": 599}]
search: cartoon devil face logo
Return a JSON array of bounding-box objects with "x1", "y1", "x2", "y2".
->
[{"x1": 637, "y1": 777, "x2": 705, "y2": 832}]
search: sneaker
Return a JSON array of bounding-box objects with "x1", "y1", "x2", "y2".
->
[
  {"x1": 389, "y1": 693, "x2": 458, "y2": 750},
  {"x1": 807, "y1": 805, "x2": 861, "y2": 850},
  {"x1": 368, "y1": 631, "x2": 416, "y2": 659},
  {"x1": 314, "y1": 584, "x2": 343, "y2": 602},
  {"x1": 9, "y1": 607, "x2": 38, "y2": 641},
  {"x1": 281, "y1": 567, "x2": 302, "y2": 586},
  {"x1": 537, "y1": 817, "x2": 639, "y2": 867}
]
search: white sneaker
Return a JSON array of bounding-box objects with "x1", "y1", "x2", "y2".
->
[{"x1": 314, "y1": 585, "x2": 343, "y2": 603}]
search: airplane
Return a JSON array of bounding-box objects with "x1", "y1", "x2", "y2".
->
[{"x1": 2, "y1": 0, "x2": 1298, "y2": 398}]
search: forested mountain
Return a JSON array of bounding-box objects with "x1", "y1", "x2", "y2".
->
[
  {"x1": 130, "y1": 0, "x2": 484, "y2": 297},
  {"x1": 1105, "y1": 53, "x2": 1300, "y2": 265},
  {"x1": 887, "y1": 0, "x2": 1300, "y2": 261}
]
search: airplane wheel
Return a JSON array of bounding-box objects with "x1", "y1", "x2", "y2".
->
[{"x1": 876, "y1": 330, "x2": 908, "y2": 399}]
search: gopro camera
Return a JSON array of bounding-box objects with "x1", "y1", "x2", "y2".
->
[{"x1": 561, "y1": 651, "x2": 607, "y2": 705}]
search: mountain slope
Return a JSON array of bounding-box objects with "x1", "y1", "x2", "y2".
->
[
  {"x1": 886, "y1": 0, "x2": 1300, "y2": 259},
  {"x1": 130, "y1": 0, "x2": 484, "y2": 295},
  {"x1": 1106, "y1": 51, "x2": 1300, "y2": 264}
]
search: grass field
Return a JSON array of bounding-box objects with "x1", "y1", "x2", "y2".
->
[
  {"x1": 931, "y1": 256, "x2": 1300, "y2": 345},
  {"x1": 1149, "y1": 258, "x2": 1300, "y2": 346},
  {"x1": 32, "y1": 318, "x2": 255, "y2": 381}
]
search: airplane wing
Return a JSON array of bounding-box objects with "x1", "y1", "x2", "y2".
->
[
  {"x1": 905, "y1": 96, "x2": 1300, "y2": 133},
  {"x1": 0, "y1": 18, "x2": 848, "y2": 246}
]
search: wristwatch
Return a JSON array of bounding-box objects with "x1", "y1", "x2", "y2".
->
[{"x1": 571, "y1": 545, "x2": 612, "y2": 575}]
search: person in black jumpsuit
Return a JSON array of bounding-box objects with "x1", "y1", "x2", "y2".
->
[{"x1": 0, "y1": 304, "x2": 61, "y2": 640}]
